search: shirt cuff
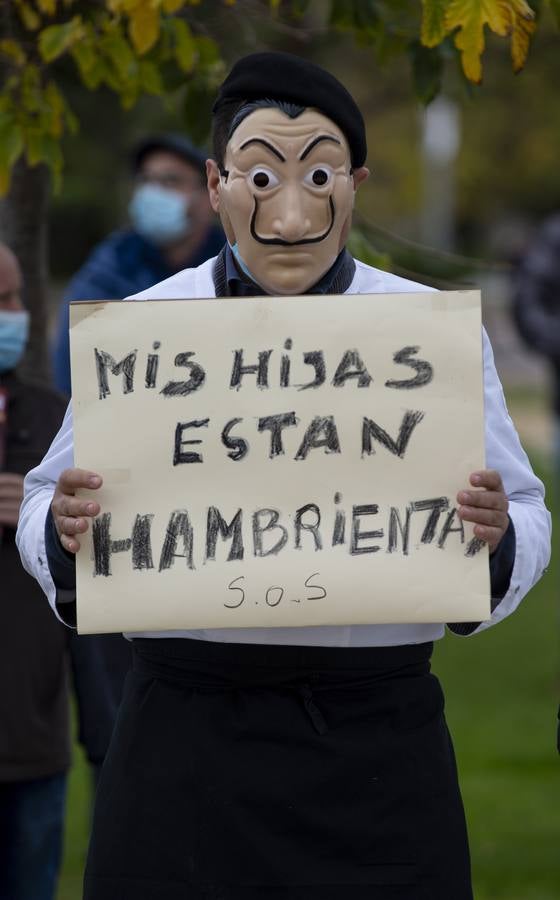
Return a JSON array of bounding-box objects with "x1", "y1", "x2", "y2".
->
[
  {"x1": 447, "y1": 516, "x2": 516, "y2": 636},
  {"x1": 44, "y1": 505, "x2": 76, "y2": 588}
]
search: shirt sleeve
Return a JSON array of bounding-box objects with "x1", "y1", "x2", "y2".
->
[
  {"x1": 16, "y1": 401, "x2": 77, "y2": 626},
  {"x1": 448, "y1": 328, "x2": 551, "y2": 636},
  {"x1": 448, "y1": 515, "x2": 516, "y2": 636}
]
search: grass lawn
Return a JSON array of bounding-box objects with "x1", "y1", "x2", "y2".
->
[{"x1": 56, "y1": 453, "x2": 559, "y2": 900}]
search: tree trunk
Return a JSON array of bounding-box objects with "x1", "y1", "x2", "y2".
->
[{"x1": 0, "y1": 158, "x2": 51, "y2": 384}]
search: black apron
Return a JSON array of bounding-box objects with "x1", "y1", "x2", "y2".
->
[{"x1": 84, "y1": 638, "x2": 472, "y2": 900}]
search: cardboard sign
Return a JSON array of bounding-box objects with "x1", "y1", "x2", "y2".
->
[{"x1": 70, "y1": 291, "x2": 490, "y2": 634}]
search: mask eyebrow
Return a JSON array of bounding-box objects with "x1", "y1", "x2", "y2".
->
[
  {"x1": 238, "y1": 138, "x2": 286, "y2": 162},
  {"x1": 299, "y1": 134, "x2": 342, "y2": 161}
]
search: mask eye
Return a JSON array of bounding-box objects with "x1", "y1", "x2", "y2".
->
[
  {"x1": 303, "y1": 166, "x2": 333, "y2": 189},
  {"x1": 248, "y1": 167, "x2": 280, "y2": 191}
]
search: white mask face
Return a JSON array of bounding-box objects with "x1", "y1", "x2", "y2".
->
[{"x1": 217, "y1": 108, "x2": 356, "y2": 295}]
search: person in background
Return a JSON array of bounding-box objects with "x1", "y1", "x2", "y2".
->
[
  {"x1": 52, "y1": 132, "x2": 225, "y2": 396},
  {"x1": 511, "y1": 213, "x2": 560, "y2": 754},
  {"x1": 51, "y1": 133, "x2": 224, "y2": 790},
  {"x1": 0, "y1": 242, "x2": 70, "y2": 900},
  {"x1": 512, "y1": 213, "x2": 560, "y2": 479}
]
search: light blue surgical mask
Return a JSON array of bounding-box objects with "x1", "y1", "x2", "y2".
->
[
  {"x1": 128, "y1": 183, "x2": 191, "y2": 245},
  {"x1": 0, "y1": 310, "x2": 29, "y2": 373},
  {"x1": 230, "y1": 241, "x2": 259, "y2": 283}
]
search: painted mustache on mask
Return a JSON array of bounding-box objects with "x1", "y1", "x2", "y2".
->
[{"x1": 249, "y1": 195, "x2": 335, "y2": 246}]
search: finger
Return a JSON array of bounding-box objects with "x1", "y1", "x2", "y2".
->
[
  {"x1": 58, "y1": 496, "x2": 100, "y2": 519},
  {"x1": 469, "y1": 469, "x2": 503, "y2": 491},
  {"x1": 58, "y1": 468, "x2": 102, "y2": 494},
  {"x1": 457, "y1": 506, "x2": 509, "y2": 528},
  {"x1": 59, "y1": 516, "x2": 90, "y2": 536},
  {"x1": 472, "y1": 524, "x2": 503, "y2": 552},
  {"x1": 59, "y1": 532, "x2": 81, "y2": 554},
  {"x1": 457, "y1": 489, "x2": 508, "y2": 511}
]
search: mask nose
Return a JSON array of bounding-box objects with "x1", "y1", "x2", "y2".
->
[{"x1": 271, "y1": 184, "x2": 311, "y2": 243}]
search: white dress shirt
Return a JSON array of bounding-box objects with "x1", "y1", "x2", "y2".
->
[{"x1": 16, "y1": 257, "x2": 551, "y2": 646}]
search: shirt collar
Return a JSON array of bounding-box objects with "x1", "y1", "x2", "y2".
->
[{"x1": 217, "y1": 244, "x2": 355, "y2": 298}]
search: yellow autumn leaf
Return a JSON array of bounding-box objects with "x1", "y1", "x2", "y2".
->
[
  {"x1": 445, "y1": 0, "x2": 535, "y2": 83},
  {"x1": 15, "y1": 0, "x2": 41, "y2": 30},
  {"x1": 511, "y1": 5, "x2": 536, "y2": 71},
  {"x1": 35, "y1": 0, "x2": 57, "y2": 14},
  {"x1": 162, "y1": 0, "x2": 186, "y2": 11},
  {"x1": 421, "y1": 0, "x2": 448, "y2": 47},
  {"x1": 0, "y1": 39, "x2": 27, "y2": 67},
  {"x1": 121, "y1": 0, "x2": 150, "y2": 12},
  {"x1": 128, "y1": 2, "x2": 160, "y2": 54}
]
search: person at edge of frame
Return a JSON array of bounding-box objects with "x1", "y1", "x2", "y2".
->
[
  {"x1": 0, "y1": 242, "x2": 70, "y2": 900},
  {"x1": 17, "y1": 52, "x2": 551, "y2": 900},
  {"x1": 51, "y1": 133, "x2": 225, "y2": 792}
]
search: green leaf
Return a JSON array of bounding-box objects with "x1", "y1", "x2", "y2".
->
[
  {"x1": 329, "y1": 0, "x2": 381, "y2": 37},
  {"x1": 139, "y1": 59, "x2": 164, "y2": 94},
  {"x1": 0, "y1": 39, "x2": 27, "y2": 67},
  {"x1": 421, "y1": 0, "x2": 448, "y2": 47},
  {"x1": 36, "y1": 0, "x2": 58, "y2": 14},
  {"x1": 21, "y1": 64, "x2": 42, "y2": 113},
  {"x1": 0, "y1": 112, "x2": 24, "y2": 175},
  {"x1": 194, "y1": 35, "x2": 220, "y2": 67},
  {"x1": 409, "y1": 40, "x2": 444, "y2": 104},
  {"x1": 15, "y1": 1, "x2": 41, "y2": 31},
  {"x1": 39, "y1": 16, "x2": 83, "y2": 63},
  {"x1": 170, "y1": 18, "x2": 197, "y2": 72},
  {"x1": 70, "y1": 34, "x2": 101, "y2": 89},
  {"x1": 100, "y1": 23, "x2": 136, "y2": 83},
  {"x1": 43, "y1": 80, "x2": 66, "y2": 137}
]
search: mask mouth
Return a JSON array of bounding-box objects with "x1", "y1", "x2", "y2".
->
[
  {"x1": 0, "y1": 309, "x2": 29, "y2": 373},
  {"x1": 249, "y1": 195, "x2": 335, "y2": 246}
]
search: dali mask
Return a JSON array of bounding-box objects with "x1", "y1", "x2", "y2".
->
[{"x1": 216, "y1": 108, "x2": 359, "y2": 295}]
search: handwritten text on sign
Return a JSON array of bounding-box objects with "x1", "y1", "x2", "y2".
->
[{"x1": 70, "y1": 291, "x2": 490, "y2": 634}]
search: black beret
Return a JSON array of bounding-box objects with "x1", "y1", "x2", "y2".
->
[
  {"x1": 131, "y1": 133, "x2": 207, "y2": 175},
  {"x1": 213, "y1": 52, "x2": 367, "y2": 168}
]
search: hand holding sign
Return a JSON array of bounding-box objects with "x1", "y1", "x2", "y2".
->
[
  {"x1": 51, "y1": 468, "x2": 102, "y2": 553},
  {"x1": 457, "y1": 469, "x2": 509, "y2": 553}
]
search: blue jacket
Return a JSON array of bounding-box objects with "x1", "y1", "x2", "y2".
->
[{"x1": 52, "y1": 226, "x2": 224, "y2": 395}]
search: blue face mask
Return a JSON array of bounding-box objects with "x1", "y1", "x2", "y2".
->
[
  {"x1": 230, "y1": 241, "x2": 258, "y2": 282},
  {"x1": 0, "y1": 310, "x2": 29, "y2": 373},
  {"x1": 128, "y1": 183, "x2": 191, "y2": 245}
]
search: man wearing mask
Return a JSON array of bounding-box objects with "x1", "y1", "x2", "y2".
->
[
  {"x1": 0, "y1": 242, "x2": 70, "y2": 900},
  {"x1": 18, "y1": 54, "x2": 550, "y2": 899},
  {"x1": 50, "y1": 134, "x2": 224, "y2": 789},
  {"x1": 52, "y1": 133, "x2": 224, "y2": 396}
]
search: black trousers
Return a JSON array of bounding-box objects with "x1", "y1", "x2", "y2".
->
[{"x1": 84, "y1": 638, "x2": 472, "y2": 900}]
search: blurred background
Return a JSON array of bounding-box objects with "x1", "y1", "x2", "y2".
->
[{"x1": 0, "y1": 1, "x2": 559, "y2": 898}]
